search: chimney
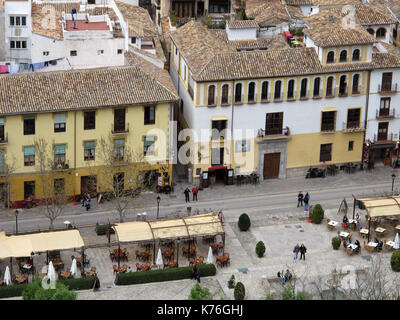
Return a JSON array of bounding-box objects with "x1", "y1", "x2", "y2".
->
[{"x1": 328, "y1": 14, "x2": 334, "y2": 24}]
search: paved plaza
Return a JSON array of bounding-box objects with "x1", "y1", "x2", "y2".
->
[{"x1": 2, "y1": 166, "x2": 400, "y2": 300}]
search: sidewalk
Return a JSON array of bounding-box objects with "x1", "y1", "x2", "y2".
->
[{"x1": 0, "y1": 166, "x2": 397, "y2": 223}]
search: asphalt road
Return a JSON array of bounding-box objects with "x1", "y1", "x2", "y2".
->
[{"x1": 0, "y1": 180, "x2": 393, "y2": 234}]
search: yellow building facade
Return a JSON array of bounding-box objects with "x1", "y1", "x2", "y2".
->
[{"x1": 0, "y1": 65, "x2": 178, "y2": 206}]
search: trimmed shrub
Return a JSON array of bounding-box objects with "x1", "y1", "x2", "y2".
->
[
  {"x1": 282, "y1": 284, "x2": 295, "y2": 300},
  {"x1": 238, "y1": 213, "x2": 251, "y2": 231},
  {"x1": 256, "y1": 241, "x2": 266, "y2": 257},
  {"x1": 228, "y1": 275, "x2": 235, "y2": 289},
  {"x1": 95, "y1": 223, "x2": 114, "y2": 236},
  {"x1": 332, "y1": 237, "x2": 341, "y2": 250},
  {"x1": 0, "y1": 283, "x2": 28, "y2": 299},
  {"x1": 60, "y1": 276, "x2": 100, "y2": 290},
  {"x1": 23, "y1": 278, "x2": 76, "y2": 300},
  {"x1": 188, "y1": 283, "x2": 213, "y2": 300},
  {"x1": 116, "y1": 264, "x2": 216, "y2": 285},
  {"x1": 311, "y1": 204, "x2": 324, "y2": 224},
  {"x1": 391, "y1": 250, "x2": 400, "y2": 272},
  {"x1": 296, "y1": 291, "x2": 313, "y2": 300},
  {"x1": 234, "y1": 282, "x2": 245, "y2": 300}
]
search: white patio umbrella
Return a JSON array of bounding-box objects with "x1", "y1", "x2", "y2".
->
[
  {"x1": 48, "y1": 261, "x2": 56, "y2": 282},
  {"x1": 4, "y1": 266, "x2": 11, "y2": 286},
  {"x1": 156, "y1": 248, "x2": 163, "y2": 268},
  {"x1": 207, "y1": 246, "x2": 214, "y2": 264},
  {"x1": 70, "y1": 258, "x2": 77, "y2": 277},
  {"x1": 395, "y1": 232, "x2": 400, "y2": 250}
]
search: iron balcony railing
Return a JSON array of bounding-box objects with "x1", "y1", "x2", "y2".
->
[
  {"x1": 258, "y1": 126, "x2": 290, "y2": 137},
  {"x1": 376, "y1": 108, "x2": 395, "y2": 119},
  {"x1": 378, "y1": 83, "x2": 398, "y2": 93}
]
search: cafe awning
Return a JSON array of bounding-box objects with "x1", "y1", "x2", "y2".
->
[
  {"x1": 357, "y1": 195, "x2": 400, "y2": 218},
  {"x1": 0, "y1": 230, "x2": 85, "y2": 259},
  {"x1": 113, "y1": 213, "x2": 224, "y2": 243}
]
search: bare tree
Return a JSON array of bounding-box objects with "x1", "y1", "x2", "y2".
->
[
  {"x1": 0, "y1": 152, "x2": 17, "y2": 209},
  {"x1": 34, "y1": 138, "x2": 69, "y2": 230},
  {"x1": 88, "y1": 134, "x2": 149, "y2": 223}
]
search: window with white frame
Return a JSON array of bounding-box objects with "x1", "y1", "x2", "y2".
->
[
  {"x1": 9, "y1": 16, "x2": 26, "y2": 26},
  {"x1": 10, "y1": 40, "x2": 27, "y2": 49},
  {"x1": 144, "y1": 136, "x2": 155, "y2": 156},
  {"x1": 235, "y1": 140, "x2": 250, "y2": 152}
]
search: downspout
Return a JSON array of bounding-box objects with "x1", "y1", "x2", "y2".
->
[
  {"x1": 363, "y1": 70, "x2": 371, "y2": 164},
  {"x1": 74, "y1": 110, "x2": 77, "y2": 200},
  {"x1": 230, "y1": 80, "x2": 234, "y2": 170}
]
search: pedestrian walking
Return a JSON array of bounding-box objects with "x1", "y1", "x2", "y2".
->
[
  {"x1": 297, "y1": 192, "x2": 303, "y2": 207},
  {"x1": 192, "y1": 186, "x2": 199, "y2": 201},
  {"x1": 184, "y1": 187, "x2": 191, "y2": 203},
  {"x1": 304, "y1": 192, "x2": 310, "y2": 212},
  {"x1": 191, "y1": 265, "x2": 198, "y2": 280},
  {"x1": 293, "y1": 243, "x2": 300, "y2": 260},
  {"x1": 196, "y1": 269, "x2": 201, "y2": 283},
  {"x1": 299, "y1": 244, "x2": 307, "y2": 260}
]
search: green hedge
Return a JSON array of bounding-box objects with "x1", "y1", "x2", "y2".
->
[
  {"x1": 391, "y1": 250, "x2": 400, "y2": 272},
  {"x1": 60, "y1": 276, "x2": 100, "y2": 290},
  {"x1": 311, "y1": 204, "x2": 324, "y2": 224},
  {"x1": 95, "y1": 224, "x2": 114, "y2": 236},
  {"x1": 332, "y1": 237, "x2": 341, "y2": 250},
  {"x1": 234, "y1": 282, "x2": 245, "y2": 300},
  {"x1": 256, "y1": 241, "x2": 266, "y2": 257},
  {"x1": 0, "y1": 276, "x2": 99, "y2": 299},
  {"x1": 115, "y1": 264, "x2": 216, "y2": 285},
  {"x1": 0, "y1": 283, "x2": 29, "y2": 299}
]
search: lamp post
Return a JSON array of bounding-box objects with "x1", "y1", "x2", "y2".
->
[
  {"x1": 30, "y1": 251, "x2": 35, "y2": 274},
  {"x1": 176, "y1": 237, "x2": 180, "y2": 267},
  {"x1": 392, "y1": 174, "x2": 396, "y2": 195},
  {"x1": 157, "y1": 196, "x2": 161, "y2": 219},
  {"x1": 14, "y1": 209, "x2": 19, "y2": 235}
]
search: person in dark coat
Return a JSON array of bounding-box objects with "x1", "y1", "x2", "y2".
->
[
  {"x1": 299, "y1": 244, "x2": 307, "y2": 260},
  {"x1": 297, "y1": 192, "x2": 304, "y2": 207},
  {"x1": 191, "y1": 265, "x2": 198, "y2": 280},
  {"x1": 184, "y1": 187, "x2": 191, "y2": 203}
]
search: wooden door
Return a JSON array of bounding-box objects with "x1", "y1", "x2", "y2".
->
[
  {"x1": 378, "y1": 122, "x2": 388, "y2": 141},
  {"x1": 81, "y1": 176, "x2": 97, "y2": 197},
  {"x1": 263, "y1": 153, "x2": 280, "y2": 179}
]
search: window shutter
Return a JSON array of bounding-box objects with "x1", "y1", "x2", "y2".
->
[
  {"x1": 54, "y1": 113, "x2": 66, "y2": 124},
  {"x1": 24, "y1": 146, "x2": 35, "y2": 156},
  {"x1": 55, "y1": 144, "x2": 66, "y2": 154},
  {"x1": 0, "y1": 119, "x2": 4, "y2": 126},
  {"x1": 0, "y1": 150, "x2": 4, "y2": 172},
  {"x1": 114, "y1": 139, "x2": 125, "y2": 148},
  {"x1": 144, "y1": 136, "x2": 155, "y2": 146},
  {"x1": 24, "y1": 116, "x2": 35, "y2": 120},
  {"x1": 84, "y1": 141, "x2": 95, "y2": 149}
]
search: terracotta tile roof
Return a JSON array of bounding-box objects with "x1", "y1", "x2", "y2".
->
[
  {"x1": 372, "y1": 41, "x2": 400, "y2": 68},
  {"x1": 210, "y1": 29, "x2": 289, "y2": 49},
  {"x1": 285, "y1": 0, "x2": 314, "y2": 5},
  {"x1": 0, "y1": 66, "x2": 178, "y2": 116},
  {"x1": 128, "y1": 35, "x2": 167, "y2": 62},
  {"x1": 170, "y1": 21, "x2": 235, "y2": 74},
  {"x1": 246, "y1": 1, "x2": 303, "y2": 26},
  {"x1": 161, "y1": 17, "x2": 172, "y2": 53},
  {"x1": 227, "y1": 19, "x2": 259, "y2": 29},
  {"x1": 353, "y1": 3, "x2": 396, "y2": 24},
  {"x1": 304, "y1": 8, "x2": 376, "y2": 47},
  {"x1": 313, "y1": 0, "x2": 359, "y2": 5},
  {"x1": 124, "y1": 51, "x2": 177, "y2": 95},
  {"x1": 375, "y1": 0, "x2": 400, "y2": 20},
  {"x1": 31, "y1": 3, "x2": 119, "y2": 40},
  {"x1": 115, "y1": 1, "x2": 157, "y2": 38}
]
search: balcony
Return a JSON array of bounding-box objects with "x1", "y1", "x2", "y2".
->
[
  {"x1": 378, "y1": 83, "x2": 397, "y2": 94},
  {"x1": 338, "y1": 87, "x2": 348, "y2": 97},
  {"x1": 312, "y1": 89, "x2": 322, "y2": 99},
  {"x1": 257, "y1": 126, "x2": 290, "y2": 139},
  {"x1": 112, "y1": 123, "x2": 129, "y2": 134},
  {"x1": 53, "y1": 162, "x2": 69, "y2": 170},
  {"x1": 351, "y1": 85, "x2": 362, "y2": 95},
  {"x1": 372, "y1": 132, "x2": 396, "y2": 142},
  {"x1": 0, "y1": 133, "x2": 8, "y2": 144},
  {"x1": 299, "y1": 90, "x2": 309, "y2": 100},
  {"x1": 321, "y1": 123, "x2": 335, "y2": 133},
  {"x1": 342, "y1": 121, "x2": 364, "y2": 133},
  {"x1": 376, "y1": 108, "x2": 395, "y2": 119},
  {"x1": 287, "y1": 91, "x2": 296, "y2": 101}
]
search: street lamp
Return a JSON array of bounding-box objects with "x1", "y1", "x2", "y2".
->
[
  {"x1": 392, "y1": 174, "x2": 396, "y2": 194},
  {"x1": 14, "y1": 209, "x2": 19, "y2": 235},
  {"x1": 156, "y1": 196, "x2": 161, "y2": 219},
  {"x1": 176, "y1": 237, "x2": 180, "y2": 267},
  {"x1": 30, "y1": 251, "x2": 35, "y2": 274}
]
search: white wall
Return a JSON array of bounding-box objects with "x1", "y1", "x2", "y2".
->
[
  {"x1": 0, "y1": 8, "x2": 5, "y2": 61},
  {"x1": 226, "y1": 27, "x2": 257, "y2": 40},
  {"x1": 366, "y1": 68, "x2": 400, "y2": 141}
]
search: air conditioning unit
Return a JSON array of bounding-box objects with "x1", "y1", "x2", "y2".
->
[{"x1": 14, "y1": 28, "x2": 21, "y2": 36}]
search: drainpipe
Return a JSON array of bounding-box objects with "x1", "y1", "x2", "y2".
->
[
  {"x1": 363, "y1": 70, "x2": 371, "y2": 164},
  {"x1": 230, "y1": 80, "x2": 234, "y2": 170},
  {"x1": 74, "y1": 110, "x2": 77, "y2": 200}
]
